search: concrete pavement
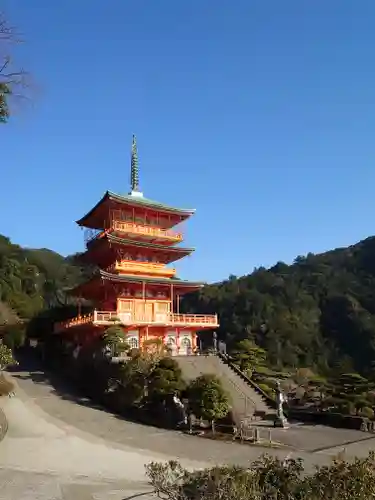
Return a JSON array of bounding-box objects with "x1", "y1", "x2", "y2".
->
[{"x1": 2, "y1": 359, "x2": 375, "y2": 498}]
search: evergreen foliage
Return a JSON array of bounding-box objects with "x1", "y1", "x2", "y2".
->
[
  {"x1": 0, "y1": 344, "x2": 17, "y2": 370},
  {"x1": 5, "y1": 232, "x2": 375, "y2": 400},
  {"x1": 0, "y1": 234, "x2": 87, "y2": 324},
  {"x1": 187, "y1": 374, "x2": 230, "y2": 431},
  {"x1": 182, "y1": 236, "x2": 375, "y2": 377},
  {"x1": 146, "y1": 452, "x2": 375, "y2": 500}
]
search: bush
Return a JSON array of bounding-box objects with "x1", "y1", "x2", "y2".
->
[
  {"x1": 146, "y1": 452, "x2": 375, "y2": 499},
  {"x1": 2, "y1": 324, "x2": 26, "y2": 350},
  {"x1": 0, "y1": 344, "x2": 17, "y2": 371},
  {"x1": 0, "y1": 373, "x2": 15, "y2": 396},
  {"x1": 360, "y1": 406, "x2": 374, "y2": 419},
  {"x1": 187, "y1": 374, "x2": 230, "y2": 432},
  {"x1": 148, "y1": 357, "x2": 186, "y2": 401},
  {"x1": 258, "y1": 383, "x2": 275, "y2": 398}
]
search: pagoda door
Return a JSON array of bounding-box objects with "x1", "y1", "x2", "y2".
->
[
  {"x1": 134, "y1": 301, "x2": 153, "y2": 322},
  {"x1": 117, "y1": 299, "x2": 132, "y2": 324},
  {"x1": 179, "y1": 333, "x2": 192, "y2": 356},
  {"x1": 144, "y1": 302, "x2": 153, "y2": 322},
  {"x1": 154, "y1": 302, "x2": 170, "y2": 323}
]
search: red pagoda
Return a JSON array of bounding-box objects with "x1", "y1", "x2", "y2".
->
[{"x1": 54, "y1": 136, "x2": 218, "y2": 355}]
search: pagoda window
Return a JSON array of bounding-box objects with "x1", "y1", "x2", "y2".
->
[
  {"x1": 135, "y1": 290, "x2": 142, "y2": 298},
  {"x1": 181, "y1": 337, "x2": 192, "y2": 348},
  {"x1": 146, "y1": 289, "x2": 154, "y2": 298},
  {"x1": 155, "y1": 302, "x2": 169, "y2": 312},
  {"x1": 128, "y1": 337, "x2": 138, "y2": 349}
]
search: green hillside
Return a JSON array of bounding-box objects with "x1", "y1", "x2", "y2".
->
[
  {"x1": 0, "y1": 234, "x2": 84, "y2": 323},
  {"x1": 182, "y1": 236, "x2": 375, "y2": 377},
  {"x1": 2, "y1": 231, "x2": 375, "y2": 378}
]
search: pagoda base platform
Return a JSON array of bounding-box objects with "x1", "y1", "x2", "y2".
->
[{"x1": 56, "y1": 323, "x2": 207, "y2": 356}]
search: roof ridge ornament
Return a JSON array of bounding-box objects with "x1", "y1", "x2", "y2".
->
[{"x1": 130, "y1": 134, "x2": 143, "y2": 197}]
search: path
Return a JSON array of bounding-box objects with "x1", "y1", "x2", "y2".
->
[
  {"x1": 2, "y1": 356, "x2": 375, "y2": 498},
  {"x1": 11, "y1": 359, "x2": 375, "y2": 456}
]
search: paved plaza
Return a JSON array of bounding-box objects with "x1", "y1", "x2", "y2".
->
[{"x1": 1, "y1": 359, "x2": 375, "y2": 498}]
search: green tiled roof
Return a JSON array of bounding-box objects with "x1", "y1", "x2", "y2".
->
[
  {"x1": 76, "y1": 191, "x2": 195, "y2": 227},
  {"x1": 107, "y1": 191, "x2": 195, "y2": 214},
  {"x1": 99, "y1": 269, "x2": 205, "y2": 287},
  {"x1": 95, "y1": 233, "x2": 195, "y2": 254},
  {"x1": 67, "y1": 270, "x2": 205, "y2": 296}
]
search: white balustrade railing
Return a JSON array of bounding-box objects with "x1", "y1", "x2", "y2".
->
[{"x1": 55, "y1": 310, "x2": 218, "y2": 331}]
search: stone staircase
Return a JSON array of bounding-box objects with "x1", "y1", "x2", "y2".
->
[{"x1": 176, "y1": 355, "x2": 275, "y2": 426}]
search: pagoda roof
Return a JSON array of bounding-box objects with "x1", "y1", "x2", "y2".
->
[
  {"x1": 99, "y1": 269, "x2": 204, "y2": 287},
  {"x1": 69, "y1": 269, "x2": 204, "y2": 297},
  {"x1": 83, "y1": 233, "x2": 194, "y2": 264},
  {"x1": 76, "y1": 191, "x2": 195, "y2": 229}
]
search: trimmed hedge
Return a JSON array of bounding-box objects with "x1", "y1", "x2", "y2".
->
[{"x1": 287, "y1": 408, "x2": 372, "y2": 430}]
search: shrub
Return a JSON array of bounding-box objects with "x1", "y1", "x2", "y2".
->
[
  {"x1": 187, "y1": 374, "x2": 230, "y2": 432},
  {"x1": 146, "y1": 452, "x2": 375, "y2": 500},
  {"x1": 0, "y1": 344, "x2": 17, "y2": 371},
  {"x1": 258, "y1": 383, "x2": 275, "y2": 398},
  {"x1": 0, "y1": 373, "x2": 15, "y2": 396},
  {"x1": 2, "y1": 324, "x2": 26, "y2": 350},
  {"x1": 360, "y1": 406, "x2": 374, "y2": 419},
  {"x1": 148, "y1": 357, "x2": 185, "y2": 401}
]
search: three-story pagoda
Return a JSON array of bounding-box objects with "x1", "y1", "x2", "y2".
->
[{"x1": 54, "y1": 136, "x2": 218, "y2": 355}]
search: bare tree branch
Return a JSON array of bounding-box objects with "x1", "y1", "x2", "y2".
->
[{"x1": 0, "y1": 11, "x2": 30, "y2": 122}]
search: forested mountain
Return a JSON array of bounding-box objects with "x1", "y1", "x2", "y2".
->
[
  {"x1": 182, "y1": 236, "x2": 375, "y2": 377},
  {"x1": 3, "y1": 232, "x2": 375, "y2": 377},
  {"x1": 0, "y1": 234, "x2": 84, "y2": 322}
]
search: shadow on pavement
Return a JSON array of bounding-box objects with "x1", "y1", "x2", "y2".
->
[
  {"x1": 122, "y1": 492, "x2": 154, "y2": 500},
  {"x1": 9, "y1": 352, "x2": 106, "y2": 413}
]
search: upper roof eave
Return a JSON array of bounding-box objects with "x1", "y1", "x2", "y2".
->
[
  {"x1": 76, "y1": 190, "x2": 196, "y2": 227},
  {"x1": 99, "y1": 269, "x2": 205, "y2": 286},
  {"x1": 67, "y1": 270, "x2": 205, "y2": 296},
  {"x1": 103, "y1": 233, "x2": 195, "y2": 253}
]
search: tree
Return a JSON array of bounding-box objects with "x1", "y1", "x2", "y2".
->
[
  {"x1": 230, "y1": 339, "x2": 266, "y2": 375},
  {"x1": 187, "y1": 374, "x2": 230, "y2": 433},
  {"x1": 113, "y1": 347, "x2": 172, "y2": 407},
  {"x1": 141, "y1": 338, "x2": 169, "y2": 370},
  {"x1": 101, "y1": 324, "x2": 128, "y2": 357},
  {"x1": 2, "y1": 324, "x2": 25, "y2": 350},
  {"x1": 147, "y1": 358, "x2": 185, "y2": 401},
  {"x1": 0, "y1": 343, "x2": 17, "y2": 371},
  {"x1": 0, "y1": 12, "x2": 29, "y2": 123}
]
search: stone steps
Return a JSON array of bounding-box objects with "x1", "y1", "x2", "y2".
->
[{"x1": 176, "y1": 355, "x2": 275, "y2": 426}]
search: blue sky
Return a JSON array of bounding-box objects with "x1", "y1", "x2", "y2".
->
[{"x1": 1, "y1": 0, "x2": 375, "y2": 283}]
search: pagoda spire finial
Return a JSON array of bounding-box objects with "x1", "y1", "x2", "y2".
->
[{"x1": 130, "y1": 134, "x2": 140, "y2": 193}]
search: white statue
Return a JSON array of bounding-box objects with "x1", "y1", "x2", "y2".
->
[{"x1": 274, "y1": 381, "x2": 288, "y2": 428}]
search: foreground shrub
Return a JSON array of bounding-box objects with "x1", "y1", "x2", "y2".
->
[
  {"x1": 146, "y1": 452, "x2": 375, "y2": 499},
  {"x1": 0, "y1": 344, "x2": 17, "y2": 371},
  {"x1": 0, "y1": 373, "x2": 15, "y2": 396}
]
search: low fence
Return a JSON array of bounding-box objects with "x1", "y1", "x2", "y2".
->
[{"x1": 190, "y1": 421, "x2": 276, "y2": 444}]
